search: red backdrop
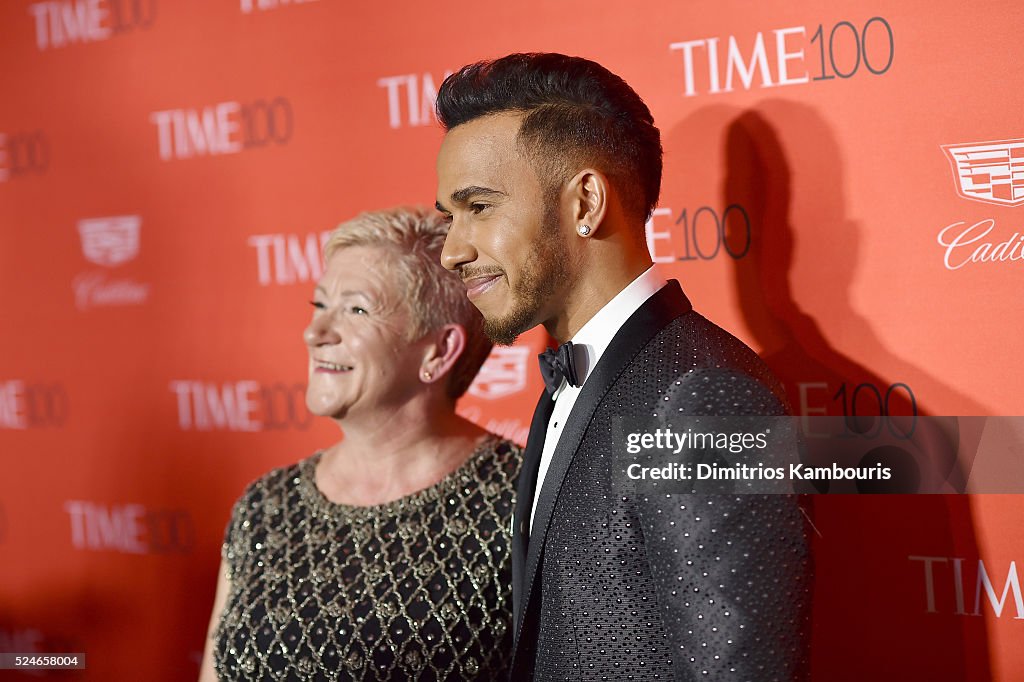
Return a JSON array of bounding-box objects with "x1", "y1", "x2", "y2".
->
[{"x1": 2, "y1": 0, "x2": 1022, "y2": 679}]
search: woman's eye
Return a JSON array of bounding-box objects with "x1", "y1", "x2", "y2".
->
[
  {"x1": 310, "y1": 300, "x2": 326, "y2": 310},
  {"x1": 351, "y1": 306, "x2": 368, "y2": 315}
]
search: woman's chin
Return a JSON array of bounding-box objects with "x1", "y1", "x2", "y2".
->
[{"x1": 306, "y1": 396, "x2": 348, "y2": 420}]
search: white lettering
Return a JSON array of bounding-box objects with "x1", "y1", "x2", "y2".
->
[
  {"x1": 240, "y1": 0, "x2": 319, "y2": 13},
  {"x1": 773, "y1": 27, "x2": 809, "y2": 85},
  {"x1": 953, "y1": 557, "x2": 967, "y2": 615},
  {"x1": 0, "y1": 629, "x2": 44, "y2": 654},
  {"x1": 797, "y1": 382, "x2": 828, "y2": 437},
  {"x1": 273, "y1": 234, "x2": 289, "y2": 283},
  {"x1": 378, "y1": 72, "x2": 453, "y2": 128},
  {"x1": 149, "y1": 110, "x2": 174, "y2": 161},
  {"x1": 150, "y1": 102, "x2": 244, "y2": 161},
  {"x1": 0, "y1": 133, "x2": 8, "y2": 182},
  {"x1": 0, "y1": 381, "x2": 28, "y2": 429},
  {"x1": 65, "y1": 500, "x2": 146, "y2": 553},
  {"x1": 169, "y1": 380, "x2": 192, "y2": 429},
  {"x1": 418, "y1": 72, "x2": 443, "y2": 126},
  {"x1": 28, "y1": 0, "x2": 112, "y2": 51},
  {"x1": 249, "y1": 232, "x2": 330, "y2": 285},
  {"x1": 377, "y1": 75, "x2": 406, "y2": 129},
  {"x1": 706, "y1": 37, "x2": 722, "y2": 93},
  {"x1": 171, "y1": 380, "x2": 263, "y2": 431},
  {"x1": 726, "y1": 32, "x2": 773, "y2": 92},
  {"x1": 910, "y1": 555, "x2": 947, "y2": 613},
  {"x1": 671, "y1": 26, "x2": 817, "y2": 95},
  {"x1": 185, "y1": 108, "x2": 218, "y2": 156},
  {"x1": 405, "y1": 74, "x2": 420, "y2": 126},
  {"x1": 287, "y1": 233, "x2": 321, "y2": 282},
  {"x1": 645, "y1": 208, "x2": 675, "y2": 263},
  {"x1": 28, "y1": 3, "x2": 50, "y2": 49},
  {"x1": 668, "y1": 40, "x2": 704, "y2": 97},
  {"x1": 217, "y1": 101, "x2": 243, "y2": 153},
  {"x1": 937, "y1": 219, "x2": 1024, "y2": 270},
  {"x1": 248, "y1": 234, "x2": 274, "y2": 285},
  {"x1": 72, "y1": 272, "x2": 150, "y2": 310},
  {"x1": 912, "y1": 555, "x2": 1024, "y2": 619},
  {"x1": 974, "y1": 560, "x2": 1024, "y2": 619}
]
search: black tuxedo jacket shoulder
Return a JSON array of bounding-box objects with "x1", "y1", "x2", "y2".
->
[{"x1": 510, "y1": 280, "x2": 812, "y2": 681}]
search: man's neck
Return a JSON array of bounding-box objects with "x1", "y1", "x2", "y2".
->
[{"x1": 544, "y1": 258, "x2": 653, "y2": 343}]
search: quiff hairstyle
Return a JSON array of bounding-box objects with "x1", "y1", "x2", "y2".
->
[
  {"x1": 435, "y1": 52, "x2": 663, "y2": 225},
  {"x1": 323, "y1": 207, "x2": 492, "y2": 401}
]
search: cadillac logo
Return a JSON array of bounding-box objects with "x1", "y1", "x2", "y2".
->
[
  {"x1": 77, "y1": 215, "x2": 142, "y2": 267},
  {"x1": 468, "y1": 346, "x2": 531, "y2": 400},
  {"x1": 942, "y1": 138, "x2": 1024, "y2": 207}
]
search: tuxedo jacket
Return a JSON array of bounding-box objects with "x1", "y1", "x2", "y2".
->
[{"x1": 509, "y1": 280, "x2": 812, "y2": 681}]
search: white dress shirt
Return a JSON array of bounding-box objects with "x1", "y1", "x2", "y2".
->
[{"x1": 529, "y1": 266, "x2": 667, "y2": 529}]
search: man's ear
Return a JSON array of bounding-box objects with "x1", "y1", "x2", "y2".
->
[
  {"x1": 566, "y1": 168, "x2": 610, "y2": 237},
  {"x1": 419, "y1": 324, "x2": 467, "y2": 386}
]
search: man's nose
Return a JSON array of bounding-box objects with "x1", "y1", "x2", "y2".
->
[{"x1": 440, "y1": 219, "x2": 477, "y2": 272}]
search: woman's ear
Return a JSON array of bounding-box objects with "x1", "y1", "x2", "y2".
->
[{"x1": 419, "y1": 324, "x2": 467, "y2": 386}]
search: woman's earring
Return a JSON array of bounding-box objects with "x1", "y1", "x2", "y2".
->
[
  {"x1": 577, "y1": 224, "x2": 592, "y2": 237},
  {"x1": 422, "y1": 370, "x2": 432, "y2": 381}
]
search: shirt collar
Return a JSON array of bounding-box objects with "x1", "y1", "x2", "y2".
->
[{"x1": 554, "y1": 265, "x2": 666, "y2": 395}]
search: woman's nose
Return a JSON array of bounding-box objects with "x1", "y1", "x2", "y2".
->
[{"x1": 304, "y1": 314, "x2": 341, "y2": 347}]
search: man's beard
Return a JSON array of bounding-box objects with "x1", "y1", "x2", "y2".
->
[{"x1": 483, "y1": 204, "x2": 572, "y2": 345}]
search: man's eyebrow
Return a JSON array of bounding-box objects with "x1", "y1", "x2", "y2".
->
[
  {"x1": 436, "y1": 186, "x2": 507, "y2": 213},
  {"x1": 451, "y1": 186, "x2": 507, "y2": 204}
]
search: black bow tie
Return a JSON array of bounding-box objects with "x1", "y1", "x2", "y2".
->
[{"x1": 538, "y1": 342, "x2": 580, "y2": 395}]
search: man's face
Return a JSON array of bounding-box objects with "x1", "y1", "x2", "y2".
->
[{"x1": 436, "y1": 112, "x2": 574, "y2": 345}]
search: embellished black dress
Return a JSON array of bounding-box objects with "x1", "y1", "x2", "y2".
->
[{"x1": 214, "y1": 436, "x2": 521, "y2": 680}]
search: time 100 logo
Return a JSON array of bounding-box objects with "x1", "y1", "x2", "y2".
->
[{"x1": 646, "y1": 204, "x2": 751, "y2": 262}]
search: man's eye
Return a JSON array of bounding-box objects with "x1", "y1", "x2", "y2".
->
[
  {"x1": 469, "y1": 203, "x2": 489, "y2": 214},
  {"x1": 351, "y1": 306, "x2": 368, "y2": 315},
  {"x1": 310, "y1": 300, "x2": 326, "y2": 310}
]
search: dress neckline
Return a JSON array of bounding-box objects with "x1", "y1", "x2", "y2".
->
[{"x1": 297, "y1": 434, "x2": 500, "y2": 520}]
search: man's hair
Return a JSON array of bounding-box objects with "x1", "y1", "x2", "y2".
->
[
  {"x1": 435, "y1": 52, "x2": 663, "y2": 224},
  {"x1": 323, "y1": 207, "x2": 492, "y2": 401}
]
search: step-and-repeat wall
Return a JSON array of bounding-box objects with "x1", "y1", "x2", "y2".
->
[{"x1": 2, "y1": 1, "x2": 1022, "y2": 679}]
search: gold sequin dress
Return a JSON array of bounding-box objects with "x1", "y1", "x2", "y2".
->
[{"x1": 214, "y1": 436, "x2": 521, "y2": 680}]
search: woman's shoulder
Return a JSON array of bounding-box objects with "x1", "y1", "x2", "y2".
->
[
  {"x1": 221, "y1": 455, "x2": 321, "y2": 578},
  {"x1": 468, "y1": 435, "x2": 523, "y2": 487},
  {"x1": 228, "y1": 454, "x2": 318, "y2": 520}
]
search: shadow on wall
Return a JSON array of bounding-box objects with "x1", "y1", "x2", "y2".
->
[
  {"x1": 721, "y1": 102, "x2": 990, "y2": 419},
  {"x1": 663, "y1": 101, "x2": 992, "y2": 680}
]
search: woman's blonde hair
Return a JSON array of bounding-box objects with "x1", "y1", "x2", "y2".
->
[{"x1": 323, "y1": 206, "x2": 492, "y2": 400}]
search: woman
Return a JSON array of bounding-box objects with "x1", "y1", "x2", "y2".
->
[{"x1": 199, "y1": 207, "x2": 521, "y2": 680}]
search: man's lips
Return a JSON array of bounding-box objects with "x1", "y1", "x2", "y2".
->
[{"x1": 463, "y1": 274, "x2": 502, "y2": 299}]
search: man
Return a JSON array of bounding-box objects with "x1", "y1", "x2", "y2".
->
[{"x1": 434, "y1": 53, "x2": 811, "y2": 681}]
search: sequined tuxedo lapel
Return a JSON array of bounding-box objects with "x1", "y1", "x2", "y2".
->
[
  {"x1": 511, "y1": 390, "x2": 554, "y2": 634},
  {"x1": 509, "y1": 280, "x2": 693, "y2": 675}
]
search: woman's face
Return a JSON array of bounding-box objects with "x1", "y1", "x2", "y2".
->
[{"x1": 304, "y1": 246, "x2": 427, "y2": 421}]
